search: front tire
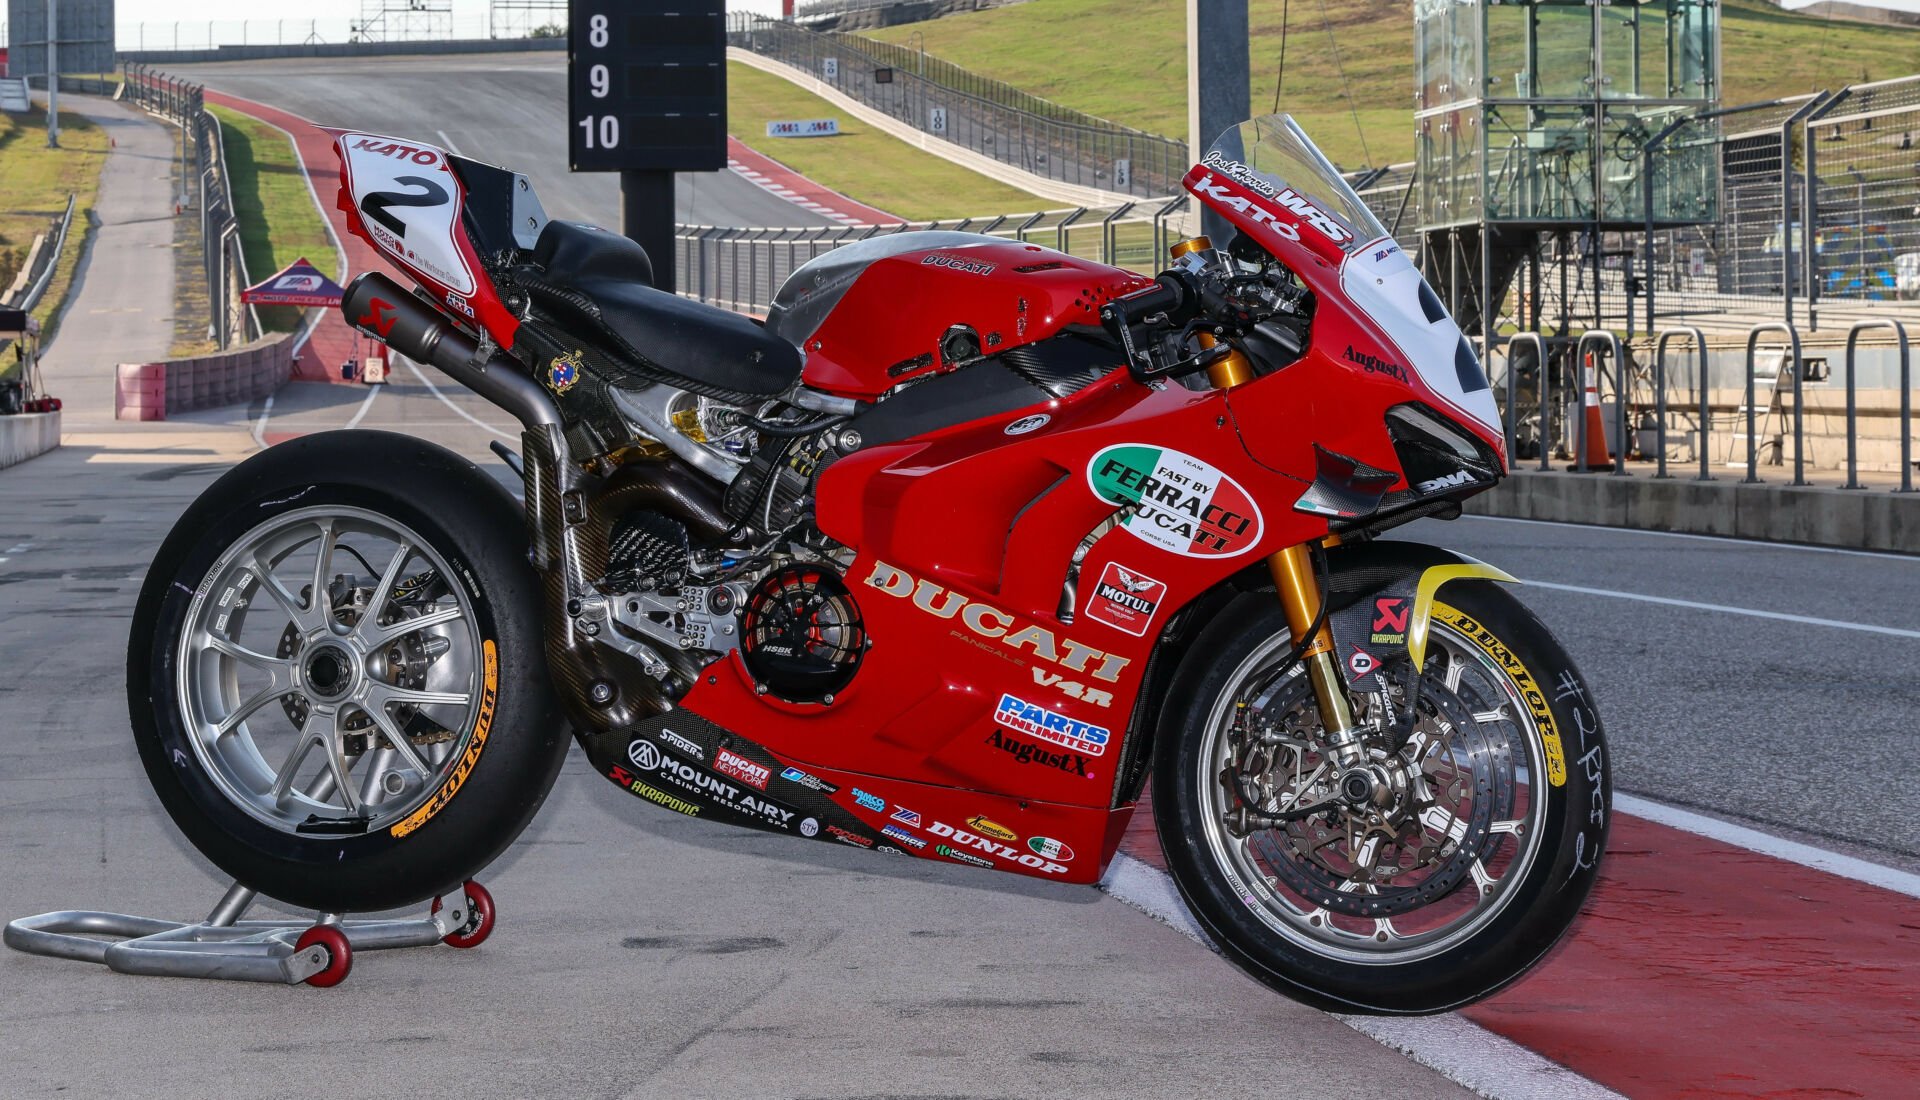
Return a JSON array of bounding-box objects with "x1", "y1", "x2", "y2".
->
[
  {"x1": 1155, "y1": 581, "x2": 1608, "y2": 1014},
  {"x1": 129, "y1": 431, "x2": 568, "y2": 913}
]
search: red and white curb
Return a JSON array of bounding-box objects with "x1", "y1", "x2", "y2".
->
[
  {"x1": 1101, "y1": 792, "x2": 1920, "y2": 1098},
  {"x1": 725, "y1": 136, "x2": 901, "y2": 226}
]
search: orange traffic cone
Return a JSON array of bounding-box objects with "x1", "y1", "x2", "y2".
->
[{"x1": 1568, "y1": 353, "x2": 1612, "y2": 471}]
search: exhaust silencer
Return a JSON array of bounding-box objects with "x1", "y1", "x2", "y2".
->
[{"x1": 341, "y1": 272, "x2": 560, "y2": 430}]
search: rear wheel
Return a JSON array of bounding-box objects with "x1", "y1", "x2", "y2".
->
[
  {"x1": 1155, "y1": 581, "x2": 1608, "y2": 1014},
  {"x1": 129, "y1": 431, "x2": 569, "y2": 913}
]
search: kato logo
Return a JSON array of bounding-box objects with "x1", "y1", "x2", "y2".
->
[
  {"x1": 1087, "y1": 444, "x2": 1263, "y2": 558},
  {"x1": 995, "y1": 693, "x2": 1110, "y2": 757}
]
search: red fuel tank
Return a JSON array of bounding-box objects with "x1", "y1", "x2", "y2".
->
[{"x1": 765, "y1": 233, "x2": 1154, "y2": 400}]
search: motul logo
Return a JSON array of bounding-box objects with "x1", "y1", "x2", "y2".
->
[{"x1": 926, "y1": 820, "x2": 1067, "y2": 875}]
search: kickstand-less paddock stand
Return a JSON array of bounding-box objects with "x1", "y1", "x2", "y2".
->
[{"x1": 4, "y1": 879, "x2": 495, "y2": 987}]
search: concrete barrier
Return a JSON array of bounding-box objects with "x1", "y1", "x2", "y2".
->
[
  {"x1": 114, "y1": 331, "x2": 296, "y2": 421},
  {"x1": 1467, "y1": 469, "x2": 1920, "y2": 554},
  {"x1": 119, "y1": 37, "x2": 564, "y2": 65},
  {"x1": 0, "y1": 410, "x2": 61, "y2": 470}
]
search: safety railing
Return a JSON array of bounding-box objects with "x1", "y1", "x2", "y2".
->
[
  {"x1": 1741, "y1": 323, "x2": 1803, "y2": 485},
  {"x1": 1844, "y1": 321, "x2": 1912, "y2": 493},
  {"x1": 1501, "y1": 332, "x2": 1545, "y2": 470},
  {"x1": 1573, "y1": 331, "x2": 1626, "y2": 475},
  {"x1": 1, "y1": 194, "x2": 76, "y2": 313},
  {"x1": 122, "y1": 64, "x2": 257, "y2": 349},
  {"x1": 673, "y1": 199, "x2": 1194, "y2": 315},
  {"x1": 1653, "y1": 327, "x2": 1708, "y2": 482}
]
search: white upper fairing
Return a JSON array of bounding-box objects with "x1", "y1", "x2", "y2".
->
[
  {"x1": 1340, "y1": 238, "x2": 1500, "y2": 434},
  {"x1": 338, "y1": 132, "x2": 475, "y2": 296}
]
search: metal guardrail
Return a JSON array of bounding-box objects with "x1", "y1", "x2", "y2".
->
[
  {"x1": 673, "y1": 198, "x2": 1191, "y2": 315},
  {"x1": 726, "y1": 14, "x2": 1186, "y2": 199},
  {"x1": 2, "y1": 194, "x2": 77, "y2": 313},
  {"x1": 121, "y1": 64, "x2": 257, "y2": 350},
  {"x1": 1845, "y1": 320, "x2": 1912, "y2": 493},
  {"x1": 1653, "y1": 327, "x2": 1707, "y2": 482},
  {"x1": 1741, "y1": 323, "x2": 1803, "y2": 485}
]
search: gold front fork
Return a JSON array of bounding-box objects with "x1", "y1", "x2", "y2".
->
[{"x1": 1168, "y1": 232, "x2": 1360, "y2": 762}]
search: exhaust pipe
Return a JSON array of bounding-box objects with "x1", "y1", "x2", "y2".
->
[{"x1": 342, "y1": 272, "x2": 560, "y2": 431}]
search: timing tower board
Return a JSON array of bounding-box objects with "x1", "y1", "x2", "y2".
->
[{"x1": 567, "y1": 0, "x2": 727, "y2": 173}]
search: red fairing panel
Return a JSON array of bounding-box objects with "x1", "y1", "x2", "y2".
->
[
  {"x1": 797, "y1": 239, "x2": 1152, "y2": 399},
  {"x1": 331, "y1": 131, "x2": 520, "y2": 348},
  {"x1": 675, "y1": 360, "x2": 1336, "y2": 882}
]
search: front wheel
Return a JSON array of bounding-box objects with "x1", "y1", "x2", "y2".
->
[
  {"x1": 128, "y1": 431, "x2": 569, "y2": 913},
  {"x1": 1155, "y1": 580, "x2": 1608, "y2": 1014}
]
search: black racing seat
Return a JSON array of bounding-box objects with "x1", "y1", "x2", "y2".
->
[{"x1": 530, "y1": 220, "x2": 801, "y2": 396}]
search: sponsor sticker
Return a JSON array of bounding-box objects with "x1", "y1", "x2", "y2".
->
[
  {"x1": 391, "y1": 641, "x2": 497, "y2": 838},
  {"x1": 780, "y1": 766, "x2": 838, "y2": 794},
  {"x1": 715, "y1": 747, "x2": 771, "y2": 791},
  {"x1": 1433, "y1": 604, "x2": 1568, "y2": 786},
  {"x1": 1370, "y1": 596, "x2": 1410, "y2": 646},
  {"x1": 1084, "y1": 562, "x2": 1166, "y2": 637},
  {"x1": 921, "y1": 253, "x2": 996, "y2": 276},
  {"x1": 986, "y1": 729, "x2": 1095, "y2": 779},
  {"x1": 995, "y1": 693, "x2": 1110, "y2": 757},
  {"x1": 827, "y1": 825, "x2": 873, "y2": 848},
  {"x1": 863, "y1": 560, "x2": 1131, "y2": 684},
  {"x1": 882, "y1": 825, "x2": 927, "y2": 850},
  {"x1": 1347, "y1": 646, "x2": 1381, "y2": 679},
  {"x1": 928, "y1": 821, "x2": 1068, "y2": 875},
  {"x1": 547, "y1": 349, "x2": 583, "y2": 395},
  {"x1": 624, "y1": 739, "x2": 796, "y2": 828},
  {"x1": 936, "y1": 844, "x2": 995, "y2": 869},
  {"x1": 1028, "y1": 836, "x2": 1074, "y2": 862},
  {"x1": 966, "y1": 815, "x2": 1017, "y2": 842},
  {"x1": 852, "y1": 788, "x2": 885, "y2": 813},
  {"x1": 1087, "y1": 444, "x2": 1263, "y2": 558},
  {"x1": 799, "y1": 817, "x2": 820, "y2": 837},
  {"x1": 1343, "y1": 344, "x2": 1410, "y2": 384},
  {"x1": 890, "y1": 806, "x2": 922, "y2": 827},
  {"x1": 1004, "y1": 413, "x2": 1050, "y2": 436},
  {"x1": 659, "y1": 729, "x2": 704, "y2": 761}
]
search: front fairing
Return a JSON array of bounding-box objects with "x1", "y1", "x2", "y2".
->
[{"x1": 1188, "y1": 117, "x2": 1505, "y2": 471}]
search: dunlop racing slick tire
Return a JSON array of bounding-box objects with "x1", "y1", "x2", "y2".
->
[
  {"x1": 129, "y1": 431, "x2": 567, "y2": 913},
  {"x1": 1153, "y1": 583, "x2": 1609, "y2": 1015}
]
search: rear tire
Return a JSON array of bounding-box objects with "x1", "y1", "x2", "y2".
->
[
  {"x1": 129, "y1": 431, "x2": 568, "y2": 913},
  {"x1": 1154, "y1": 581, "x2": 1608, "y2": 1014}
]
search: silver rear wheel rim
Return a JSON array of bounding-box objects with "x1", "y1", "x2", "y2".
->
[
  {"x1": 1195, "y1": 614, "x2": 1551, "y2": 966},
  {"x1": 174, "y1": 504, "x2": 482, "y2": 836}
]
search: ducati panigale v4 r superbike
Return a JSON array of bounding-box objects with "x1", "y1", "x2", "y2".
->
[{"x1": 129, "y1": 114, "x2": 1609, "y2": 1013}]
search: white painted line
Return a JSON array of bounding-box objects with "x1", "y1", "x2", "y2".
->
[
  {"x1": 399, "y1": 354, "x2": 514, "y2": 440},
  {"x1": 342, "y1": 382, "x2": 380, "y2": 430},
  {"x1": 1459, "y1": 514, "x2": 1920, "y2": 563},
  {"x1": 1339, "y1": 1015, "x2": 1625, "y2": 1100},
  {"x1": 1097, "y1": 854, "x2": 1620, "y2": 1100},
  {"x1": 436, "y1": 129, "x2": 464, "y2": 156},
  {"x1": 1518, "y1": 579, "x2": 1920, "y2": 639},
  {"x1": 1614, "y1": 794, "x2": 1920, "y2": 900},
  {"x1": 251, "y1": 390, "x2": 275, "y2": 450}
]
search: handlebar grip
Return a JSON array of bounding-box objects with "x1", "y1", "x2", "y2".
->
[{"x1": 1100, "y1": 275, "x2": 1187, "y2": 332}]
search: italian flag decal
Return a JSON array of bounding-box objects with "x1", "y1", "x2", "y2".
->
[{"x1": 1087, "y1": 444, "x2": 1264, "y2": 558}]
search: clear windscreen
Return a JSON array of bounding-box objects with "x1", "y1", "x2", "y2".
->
[{"x1": 1201, "y1": 115, "x2": 1389, "y2": 253}]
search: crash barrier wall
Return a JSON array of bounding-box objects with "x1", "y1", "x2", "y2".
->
[
  {"x1": 19, "y1": 75, "x2": 121, "y2": 96},
  {"x1": 114, "y1": 332, "x2": 295, "y2": 421},
  {"x1": 120, "y1": 65, "x2": 257, "y2": 350},
  {"x1": 117, "y1": 36, "x2": 565, "y2": 65},
  {"x1": 1487, "y1": 320, "x2": 1916, "y2": 489},
  {"x1": 0, "y1": 410, "x2": 61, "y2": 471},
  {"x1": 726, "y1": 14, "x2": 1186, "y2": 201},
  {"x1": 674, "y1": 198, "x2": 1193, "y2": 314},
  {"x1": 794, "y1": 0, "x2": 1023, "y2": 33}
]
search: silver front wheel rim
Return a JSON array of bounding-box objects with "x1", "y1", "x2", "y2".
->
[
  {"x1": 175, "y1": 505, "x2": 483, "y2": 836},
  {"x1": 1196, "y1": 614, "x2": 1550, "y2": 966}
]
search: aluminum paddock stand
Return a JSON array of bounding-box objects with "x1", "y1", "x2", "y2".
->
[{"x1": 4, "y1": 879, "x2": 495, "y2": 987}]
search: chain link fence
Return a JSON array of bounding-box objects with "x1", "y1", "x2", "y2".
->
[
  {"x1": 726, "y1": 13, "x2": 1186, "y2": 200},
  {"x1": 121, "y1": 64, "x2": 258, "y2": 350}
]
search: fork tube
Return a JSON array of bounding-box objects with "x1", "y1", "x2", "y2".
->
[{"x1": 1268, "y1": 543, "x2": 1361, "y2": 763}]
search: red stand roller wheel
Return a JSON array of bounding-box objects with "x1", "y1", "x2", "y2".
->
[
  {"x1": 432, "y1": 880, "x2": 495, "y2": 949},
  {"x1": 294, "y1": 925, "x2": 352, "y2": 987}
]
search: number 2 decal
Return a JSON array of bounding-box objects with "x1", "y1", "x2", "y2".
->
[{"x1": 360, "y1": 175, "x2": 449, "y2": 238}]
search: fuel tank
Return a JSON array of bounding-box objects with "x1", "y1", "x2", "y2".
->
[{"x1": 765, "y1": 232, "x2": 1154, "y2": 400}]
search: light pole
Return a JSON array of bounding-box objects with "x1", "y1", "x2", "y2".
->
[{"x1": 45, "y1": 0, "x2": 59, "y2": 148}]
